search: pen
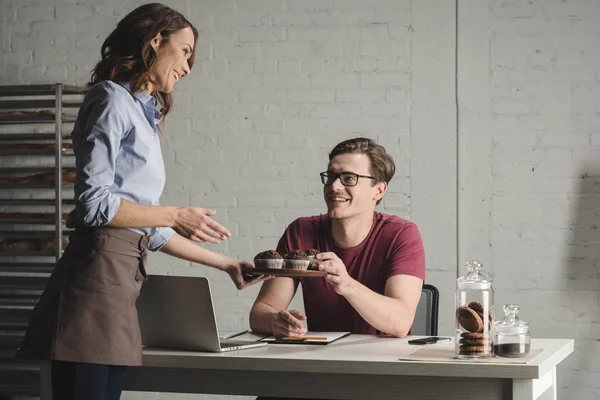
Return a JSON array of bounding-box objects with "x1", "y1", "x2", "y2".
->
[
  {"x1": 275, "y1": 339, "x2": 307, "y2": 344},
  {"x1": 282, "y1": 336, "x2": 327, "y2": 341}
]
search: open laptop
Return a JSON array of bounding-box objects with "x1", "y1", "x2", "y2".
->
[{"x1": 137, "y1": 275, "x2": 267, "y2": 352}]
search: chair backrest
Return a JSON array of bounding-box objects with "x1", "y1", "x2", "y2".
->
[{"x1": 411, "y1": 284, "x2": 439, "y2": 336}]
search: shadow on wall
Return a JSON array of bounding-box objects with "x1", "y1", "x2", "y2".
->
[{"x1": 562, "y1": 162, "x2": 600, "y2": 397}]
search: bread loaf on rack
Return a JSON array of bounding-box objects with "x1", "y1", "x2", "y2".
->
[
  {"x1": 0, "y1": 110, "x2": 55, "y2": 117},
  {"x1": 0, "y1": 212, "x2": 69, "y2": 220},
  {"x1": 0, "y1": 142, "x2": 72, "y2": 150},
  {"x1": 0, "y1": 170, "x2": 76, "y2": 183},
  {"x1": 0, "y1": 237, "x2": 68, "y2": 251},
  {"x1": 0, "y1": 240, "x2": 37, "y2": 251}
]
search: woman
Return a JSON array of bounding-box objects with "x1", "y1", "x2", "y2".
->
[{"x1": 17, "y1": 3, "x2": 265, "y2": 399}]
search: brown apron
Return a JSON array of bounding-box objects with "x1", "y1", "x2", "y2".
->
[{"x1": 17, "y1": 227, "x2": 149, "y2": 366}]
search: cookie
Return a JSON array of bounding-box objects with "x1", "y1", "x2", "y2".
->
[
  {"x1": 459, "y1": 337, "x2": 491, "y2": 346},
  {"x1": 456, "y1": 306, "x2": 483, "y2": 333},
  {"x1": 475, "y1": 311, "x2": 494, "y2": 332},
  {"x1": 464, "y1": 301, "x2": 493, "y2": 332},
  {"x1": 469, "y1": 302, "x2": 493, "y2": 321},
  {"x1": 459, "y1": 349, "x2": 487, "y2": 356},
  {"x1": 461, "y1": 332, "x2": 485, "y2": 339},
  {"x1": 468, "y1": 301, "x2": 484, "y2": 314},
  {"x1": 459, "y1": 344, "x2": 486, "y2": 353},
  {"x1": 478, "y1": 310, "x2": 493, "y2": 323}
]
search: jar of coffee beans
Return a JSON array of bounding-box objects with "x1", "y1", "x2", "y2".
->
[{"x1": 492, "y1": 304, "x2": 530, "y2": 357}]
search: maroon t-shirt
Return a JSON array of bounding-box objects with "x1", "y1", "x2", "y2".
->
[{"x1": 276, "y1": 212, "x2": 425, "y2": 335}]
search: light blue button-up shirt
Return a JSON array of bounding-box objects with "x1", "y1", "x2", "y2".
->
[{"x1": 66, "y1": 81, "x2": 175, "y2": 251}]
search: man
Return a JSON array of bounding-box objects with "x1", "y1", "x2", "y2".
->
[{"x1": 249, "y1": 137, "x2": 425, "y2": 338}]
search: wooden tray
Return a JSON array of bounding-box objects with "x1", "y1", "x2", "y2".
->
[{"x1": 247, "y1": 268, "x2": 326, "y2": 278}]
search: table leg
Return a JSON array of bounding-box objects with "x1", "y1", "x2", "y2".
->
[
  {"x1": 536, "y1": 368, "x2": 557, "y2": 400},
  {"x1": 514, "y1": 367, "x2": 557, "y2": 400},
  {"x1": 513, "y1": 378, "x2": 533, "y2": 400},
  {"x1": 550, "y1": 368, "x2": 557, "y2": 400}
]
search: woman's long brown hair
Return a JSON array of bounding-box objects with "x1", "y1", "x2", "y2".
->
[{"x1": 89, "y1": 3, "x2": 198, "y2": 122}]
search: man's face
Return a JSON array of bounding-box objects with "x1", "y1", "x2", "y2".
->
[{"x1": 323, "y1": 153, "x2": 386, "y2": 220}]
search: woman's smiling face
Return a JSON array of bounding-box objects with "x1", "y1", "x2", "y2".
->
[{"x1": 147, "y1": 27, "x2": 194, "y2": 94}]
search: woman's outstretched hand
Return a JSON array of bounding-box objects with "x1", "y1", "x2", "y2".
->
[
  {"x1": 172, "y1": 207, "x2": 231, "y2": 244},
  {"x1": 225, "y1": 260, "x2": 271, "y2": 290}
]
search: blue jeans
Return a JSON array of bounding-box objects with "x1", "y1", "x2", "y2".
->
[{"x1": 51, "y1": 360, "x2": 127, "y2": 400}]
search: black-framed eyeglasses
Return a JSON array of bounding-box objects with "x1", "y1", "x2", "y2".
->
[{"x1": 320, "y1": 171, "x2": 376, "y2": 187}]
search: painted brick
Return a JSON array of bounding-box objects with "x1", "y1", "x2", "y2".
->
[
  {"x1": 238, "y1": 89, "x2": 286, "y2": 103},
  {"x1": 262, "y1": 74, "x2": 309, "y2": 88},
  {"x1": 336, "y1": 89, "x2": 385, "y2": 103},
  {"x1": 235, "y1": 0, "x2": 283, "y2": 12},
  {"x1": 2, "y1": 51, "x2": 33, "y2": 66},
  {"x1": 491, "y1": 1, "x2": 544, "y2": 18},
  {"x1": 239, "y1": 222, "x2": 285, "y2": 237},
  {"x1": 284, "y1": 0, "x2": 334, "y2": 11},
  {"x1": 259, "y1": 41, "x2": 312, "y2": 60},
  {"x1": 287, "y1": 27, "x2": 334, "y2": 42},
  {"x1": 288, "y1": 89, "x2": 334, "y2": 103},
  {"x1": 238, "y1": 28, "x2": 286, "y2": 43},
  {"x1": 310, "y1": 73, "x2": 359, "y2": 88},
  {"x1": 18, "y1": 5, "x2": 55, "y2": 22},
  {"x1": 277, "y1": 61, "x2": 300, "y2": 73},
  {"x1": 361, "y1": 73, "x2": 410, "y2": 87}
]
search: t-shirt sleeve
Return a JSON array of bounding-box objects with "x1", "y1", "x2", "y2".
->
[{"x1": 386, "y1": 222, "x2": 425, "y2": 281}]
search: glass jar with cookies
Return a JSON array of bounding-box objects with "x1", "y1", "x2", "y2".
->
[{"x1": 455, "y1": 260, "x2": 494, "y2": 359}]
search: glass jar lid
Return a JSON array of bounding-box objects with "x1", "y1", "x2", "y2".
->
[
  {"x1": 457, "y1": 260, "x2": 493, "y2": 290},
  {"x1": 493, "y1": 304, "x2": 529, "y2": 335}
]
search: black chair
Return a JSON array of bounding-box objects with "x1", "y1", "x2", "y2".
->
[{"x1": 411, "y1": 283, "x2": 439, "y2": 336}]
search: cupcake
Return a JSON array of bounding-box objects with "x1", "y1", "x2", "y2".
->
[
  {"x1": 306, "y1": 249, "x2": 319, "y2": 257},
  {"x1": 284, "y1": 250, "x2": 310, "y2": 270},
  {"x1": 254, "y1": 250, "x2": 284, "y2": 269},
  {"x1": 306, "y1": 248, "x2": 320, "y2": 270}
]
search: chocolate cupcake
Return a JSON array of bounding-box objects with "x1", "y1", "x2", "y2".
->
[
  {"x1": 284, "y1": 250, "x2": 310, "y2": 270},
  {"x1": 306, "y1": 249, "x2": 319, "y2": 257},
  {"x1": 254, "y1": 250, "x2": 284, "y2": 269},
  {"x1": 306, "y1": 248, "x2": 320, "y2": 270}
]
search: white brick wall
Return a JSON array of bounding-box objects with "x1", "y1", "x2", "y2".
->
[
  {"x1": 459, "y1": 1, "x2": 600, "y2": 399},
  {"x1": 3, "y1": 0, "x2": 597, "y2": 398}
]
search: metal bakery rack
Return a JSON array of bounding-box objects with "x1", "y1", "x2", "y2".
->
[{"x1": 0, "y1": 84, "x2": 86, "y2": 399}]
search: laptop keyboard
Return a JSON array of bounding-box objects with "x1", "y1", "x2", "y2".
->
[{"x1": 220, "y1": 341, "x2": 248, "y2": 348}]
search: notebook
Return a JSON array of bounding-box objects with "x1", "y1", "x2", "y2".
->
[
  {"x1": 137, "y1": 275, "x2": 267, "y2": 352},
  {"x1": 261, "y1": 331, "x2": 351, "y2": 345}
]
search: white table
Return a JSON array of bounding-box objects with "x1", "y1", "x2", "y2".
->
[{"x1": 120, "y1": 335, "x2": 573, "y2": 400}]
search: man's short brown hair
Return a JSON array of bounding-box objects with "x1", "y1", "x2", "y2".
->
[{"x1": 329, "y1": 138, "x2": 395, "y2": 205}]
